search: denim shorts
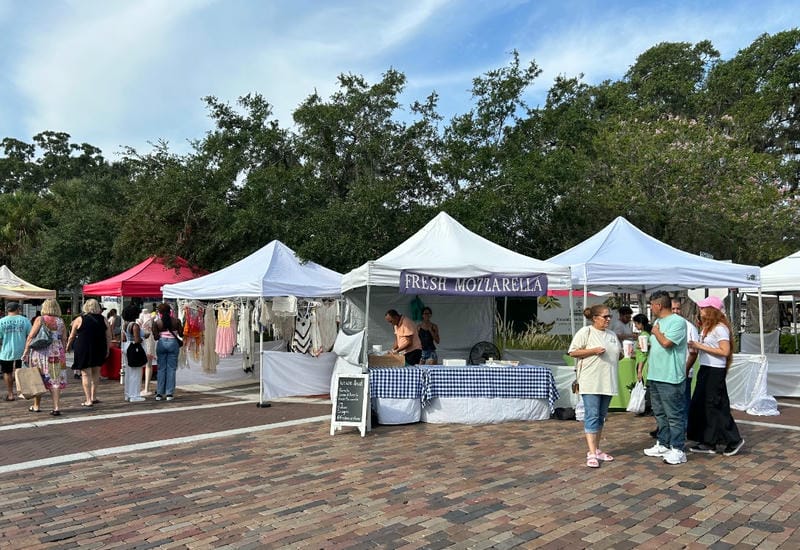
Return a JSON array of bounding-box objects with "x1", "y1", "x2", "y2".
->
[
  {"x1": 421, "y1": 350, "x2": 438, "y2": 363},
  {"x1": 581, "y1": 394, "x2": 612, "y2": 434}
]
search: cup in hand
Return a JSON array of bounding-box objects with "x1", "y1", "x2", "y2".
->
[{"x1": 638, "y1": 334, "x2": 648, "y2": 353}]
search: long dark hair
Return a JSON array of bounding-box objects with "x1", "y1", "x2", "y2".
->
[{"x1": 632, "y1": 313, "x2": 651, "y2": 333}]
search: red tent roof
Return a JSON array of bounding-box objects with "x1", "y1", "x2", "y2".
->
[{"x1": 82, "y1": 256, "x2": 208, "y2": 297}]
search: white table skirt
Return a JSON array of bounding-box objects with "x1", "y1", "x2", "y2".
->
[
  {"x1": 372, "y1": 397, "x2": 550, "y2": 425},
  {"x1": 261, "y1": 351, "x2": 336, "y2": 400}
]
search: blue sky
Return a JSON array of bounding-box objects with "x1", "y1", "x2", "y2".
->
[{"x1": 1, "y1": 0, "x2": 797, "y2": 159}]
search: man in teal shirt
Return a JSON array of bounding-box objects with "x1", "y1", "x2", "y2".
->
[
  {"x1": 0, "y1": 302, "x2": 32, "y2": 400},
  {"x1": 643, "y1": 291, "x2": 688, "y2": 465}
]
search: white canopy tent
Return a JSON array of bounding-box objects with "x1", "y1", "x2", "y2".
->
[
  {"x1": 757, "y1": 249, "x2": 800, "y2": 294},
  {"x1": 341, "y1": 212, "x2": 572, "y2": 361},
  {"x1": 162, "y1": 240, "x2": 341, "y2": 299},
  {"x1": 0, "y1": 265, "x2": 57, "y2": 299},
  {"x1": 547, "y1": 217, "x2": 761, "y2": 293},
  {"x1": 741, "y1": 249, "x2": 800, "y2": 396},
  {"x1": 162, "y1": 240, "x2": 343, "y2": 406},
  {"x1": 548, "y1": 217, "x2": 778, "y2": 414}
]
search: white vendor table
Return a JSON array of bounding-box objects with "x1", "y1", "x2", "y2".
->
[
  {"x1": 369, "y1": 364, "x2": 559, "y2": 425},
  {"x1": 261, "y1": 351, "x2": 337, "y2": 400}
]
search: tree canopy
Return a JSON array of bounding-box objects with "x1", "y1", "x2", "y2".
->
[{"x1": 1, "y1": 31, "x2": 798, "y2": 293}]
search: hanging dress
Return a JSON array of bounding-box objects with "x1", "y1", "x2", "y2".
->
[
  {"x1": 215, "y1": 303, "x2": 237, "y2": 357},
  {"x1": 292, "y1": 311, "x2": 312, "y2": 354},
  {"x1": 202, "y1": 305, "x2": 218, "y2": 374}
]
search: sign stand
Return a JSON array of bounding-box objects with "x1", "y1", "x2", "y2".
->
[{"x1": 330, "y1": 373, "x2": 369, "y2": 437}]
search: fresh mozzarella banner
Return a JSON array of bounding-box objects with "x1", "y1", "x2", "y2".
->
[{"x1": 399, "y1": 270, "x2": 547, "y2": 297}]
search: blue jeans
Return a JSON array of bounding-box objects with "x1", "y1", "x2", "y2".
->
[
  {"x1": 581, "y1": 394, "x2": 612, "y2": 434},
  {"x1": 156, "y1": 338, "x2": 180, "y2": 397},
  {"x1": 650, "y1": 380, "x2": 686, "y2": 450},
  {"x1": 684, "y1": 377, "x2": 693, "y2": 431}
]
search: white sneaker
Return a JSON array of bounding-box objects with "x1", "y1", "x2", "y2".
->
[
  {"x1": 644, "y1": 442, "x2": 670, "y2": 457},
  {"x1": 663, "y1": 448, "x2": 687, "y2": 465},
  {"x1": 128, "y1": 396, "x2": 146, "y2": 402}
]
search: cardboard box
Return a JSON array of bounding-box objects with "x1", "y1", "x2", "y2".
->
[{"x1": 367, "y1": 354, "x2": 406, "y2": 367}]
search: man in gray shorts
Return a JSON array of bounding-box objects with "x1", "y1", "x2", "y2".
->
[{"x1": 0, "y1": 302, "x2": 32, "y2": 400}]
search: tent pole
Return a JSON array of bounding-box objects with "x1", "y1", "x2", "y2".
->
[
  {"x1": 757, "y1": 290, "x2": 765, "y2": 357},
  {"x1": 363, "y1": 262, "x2": 372, "y2": 371},
  {"x1": 582, "y1": 265, "x2": 589, "y2": 328},
  {"x1": 257, "y1": 299, "x2": 270, "y2": 408},
  {"x1": 793, "y1": 295, "x2": 798, "y2": 354}
]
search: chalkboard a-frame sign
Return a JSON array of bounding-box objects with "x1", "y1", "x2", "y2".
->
[{"x1": 330, "y1": 373, "x2": 369, "y2": 437}]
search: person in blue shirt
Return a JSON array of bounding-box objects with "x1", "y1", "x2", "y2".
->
[
  {"x1": 0, "y1": 302, "x2": 32, "y2": 401},
  {"x1": 643, "y1": 291, "x2": 689, "y2": 465}
]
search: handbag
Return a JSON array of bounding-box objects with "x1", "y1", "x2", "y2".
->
[
  {"x1": 15, "y1": 367, "x2": 47, "y2": 398},
  {"x1": 627, "y1": 380, "x2": 647, "y2": 414},
  {"x1": 126, "y1": 342, "x2": 148, "y2": 367},
  {"x1": 571, "y1": 359, "x2": 582, "y2": 394},
  {"x1": 29, "y1": 322, "x2": 53, "y2": 350}
]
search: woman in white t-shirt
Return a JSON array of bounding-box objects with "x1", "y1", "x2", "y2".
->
[
  {"x1": 686, "y1": 296, "x2": 744, "y2": 457},
  {"x1": 568, "y1": 304, "x2": 620, "y2": 468}
]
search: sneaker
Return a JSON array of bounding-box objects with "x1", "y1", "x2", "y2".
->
[
  {"x1": 165, "y1": 395, "x2": 174, "y2": 401},
  {"x1": 155, "y1": 395, "x2": 163, "y2": 401},
  {"x1": 689, "y1": 444, "x2": 716, "y2": 454},
  {"x1": 722, "y1": 439, "x2": 745, "y2": 456},
  {"x1": 644, "y1": 442, "x2": 670, "y2": 457},
  {"x1": 663, "y1": 448, "x2": 688, "y2": 465},
  {"x1": 128, "y1": 396, "x2": 146, "y2": 402}
]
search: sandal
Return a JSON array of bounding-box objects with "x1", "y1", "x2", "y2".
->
[
  {"x1": 586, "y1": 454, "x2": 600, "y2": 468},
  {"x1": 28, "y1": 406, "x2": 41, "y2": 413},
  {"x1": 80, "y1": 402, "x2": 93, "y2": 407},
  {"x1": 4, "y1": 395, "x2": 15, "y2": 401},
  {"x1": 595, "y1": 450, "x2": 615, "y2": 462},
  {"x1": 50, "y1": 410, "x2": 61, "y2": 416}
]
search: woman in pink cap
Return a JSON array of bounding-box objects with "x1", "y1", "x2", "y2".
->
[{"x1": 686, "y1": 296, "x2": 744, "y2": 456}]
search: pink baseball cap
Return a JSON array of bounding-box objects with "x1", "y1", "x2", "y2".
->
[{"x1": 695, "y1": 296, "x2": 724, "y2": 311}]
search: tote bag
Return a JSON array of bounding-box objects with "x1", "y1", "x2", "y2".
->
[{"x1": 15, "y1": 367, "x2": 47, "y2": 398}]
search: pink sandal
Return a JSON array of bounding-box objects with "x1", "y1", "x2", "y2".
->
[
  {"x1": 586, "y1": 453, "x2": 600, "y2": 468},
  {"x1": 595, "y1": 450, "x2": 614, "y2": 462}
]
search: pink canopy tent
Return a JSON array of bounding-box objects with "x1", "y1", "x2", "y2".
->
[{"x1": 82, "y1": 256, "x2": 208, "y2": 297}]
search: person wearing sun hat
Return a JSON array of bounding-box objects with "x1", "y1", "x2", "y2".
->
[{"x1": 686, "y1": 295, "x2": 745, "y2": 457}]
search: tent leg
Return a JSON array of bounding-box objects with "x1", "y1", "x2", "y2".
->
[{"x1": 256, "y1": 311, "x2": 271, "y2": 408}]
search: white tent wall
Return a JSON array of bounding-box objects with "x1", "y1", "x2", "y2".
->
[{"x1": 343, "y1": 287, "x2": 495, "y2": 361}]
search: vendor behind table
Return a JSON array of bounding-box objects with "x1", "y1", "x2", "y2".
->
[{"x1": 384, "y1": 309, "x2": 422, "y2": 366}]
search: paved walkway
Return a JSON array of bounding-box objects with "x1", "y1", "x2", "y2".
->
[{"x1": 1, "y1": 375, "x2": 798, "y2": 548}]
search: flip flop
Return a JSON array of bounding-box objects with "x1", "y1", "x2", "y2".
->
[
  {"x1": 80, "y1": 402, "x2": 93, "y2": 407},
  {"x1": 4, "y1": 396, "x2": 15, "y2": 401},
  {"x1": 28, "y1": 406, "x2": 41, "y2": 413},
  {"x1": 50, "y1": 410, "x2": 61, "y2": 416}
]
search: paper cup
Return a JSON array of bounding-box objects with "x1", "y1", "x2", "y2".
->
[
  {"x1": 623, "y1": 339, "x2": 635, "y2": 358},
  {"x1": 638, "y1": 335, "x2": 648, "y2": 353}
]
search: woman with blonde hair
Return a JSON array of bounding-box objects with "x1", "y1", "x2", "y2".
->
[
  {"x1": 687, "y1": 296, "x2": 744, "y2": 456},
  {"x1": 22, "y1": 298, "x2": 67, "y2": 415},
  {"x1": 66, "y1": 299, "x2": 111, "y2": 407}
]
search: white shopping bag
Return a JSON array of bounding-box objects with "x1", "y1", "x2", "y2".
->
[{"x1": 626, "y1": 381, "x2": 646, "y2": 414}]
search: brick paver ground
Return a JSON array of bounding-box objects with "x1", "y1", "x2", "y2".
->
[{"x1": 0, "y1": 376, "x2": 798, "y2": 549}]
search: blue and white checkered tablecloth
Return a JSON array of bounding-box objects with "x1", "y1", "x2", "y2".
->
[
  {"x1": 368, "y1": 365, "x2": 559, "y2": 411},
  {"x1": 423, "y1": 365, "x2": 559, "y2": 409},
  {"x1": 368, "y1": 367, "x2": 427, "y2": 400}
]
